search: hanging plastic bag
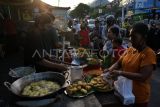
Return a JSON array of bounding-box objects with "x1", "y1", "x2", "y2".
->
[{"x1": 114, "y1": 76, "x2": 135, "y2": 105}]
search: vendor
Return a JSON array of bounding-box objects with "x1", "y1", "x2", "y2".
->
[
  {"x1": 105, "y1": 23, "x2": 156, "y2": 107},
  {"x1": 24, "y1": 13, "x2": 67, "y2": 72}
]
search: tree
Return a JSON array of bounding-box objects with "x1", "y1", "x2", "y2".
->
[
  {"x1": 89, "y1": 1, "x2": 122, "y2": 18},
  {"x1": 70, "y1": 3, "x2": 91, "y2": 19}
]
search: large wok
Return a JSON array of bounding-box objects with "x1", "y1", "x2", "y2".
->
[{"x1": 4, "y1": 72, "x2": 69, "y2": 99}]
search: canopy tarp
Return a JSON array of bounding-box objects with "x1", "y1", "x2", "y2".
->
[{"x1": 0, "y1": 0, "x2": 33, "y2": 6}]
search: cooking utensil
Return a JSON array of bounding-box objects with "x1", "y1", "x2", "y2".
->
[
  {"x1": 9, "y1": 68, "x2": 19, "y2": 77},
  {"x1": 71, "y1": 58, "x2": 80, "y2": 65},
  {"x1": 9, "y1": 67, "x2": 36, "y2": 78},
  {"x1": 69, "y1": 64, "x2": 87, "y2": 83},
  {"x1": 4, "y1": 72, "x2": 68, "y2": 99}
]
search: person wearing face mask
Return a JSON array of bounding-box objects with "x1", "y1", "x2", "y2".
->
[
  {"x1": 104, "y1": 23, "x2": 156, "y2": 107},
  {"x1": 24, "y1": 13, "x2": 67, "y2": 73}
]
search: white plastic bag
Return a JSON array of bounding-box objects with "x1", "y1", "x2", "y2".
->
[{"x1": 114, "y1": 76, "x2": 135, "y2": 105}]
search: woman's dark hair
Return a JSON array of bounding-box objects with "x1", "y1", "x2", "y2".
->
[
  {"x1": 109, "y1": 26, "x2": 120, "y2": 37},
  {"x1": 131, "y1": 22, "x2": 148, "y2": 40},
  {"x1": 106, "y1": 16, "x2": 115, "y2": 27}
]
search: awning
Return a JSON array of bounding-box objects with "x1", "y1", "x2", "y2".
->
[
  {"x1": 0, "y1": 0, "x2": 33, "y2": 6},
  {"x1": 134, "y1": 7, "x2": 160, "y2": 10}
]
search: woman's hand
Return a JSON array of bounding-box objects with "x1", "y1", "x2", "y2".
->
[
  {"x1": 103, "y1": 61, "x2": 121, "y2": 73},
  {"x1": 103, "y1": 68, "x2": 113, "y2": 73},
  {"x1": 110, "y1": 70, "x2": 122, "y2": 76}
]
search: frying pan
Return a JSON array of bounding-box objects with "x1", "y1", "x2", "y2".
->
[{"x1": 4, "y1": 72, "x2": 69, "y2": 100}]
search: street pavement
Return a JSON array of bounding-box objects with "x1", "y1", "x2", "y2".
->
[{"x1": 149, "y1": 67, "x2": 160, "y2": 107}]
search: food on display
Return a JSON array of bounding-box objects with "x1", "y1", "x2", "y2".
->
[
  {"x1": 77, "y1": 48, "x2": 88, "y2": 58},
  {"x1": 87, "y1": 58, "x2": 101, "y2": 65},
  {"x1": 66, "y1": 80, "x2": 92, "y2": 96},
  {"x1": 89, "y1": 76, "x2": 113, "y2": 92}
]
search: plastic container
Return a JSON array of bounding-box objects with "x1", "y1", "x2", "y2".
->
[{"x1": 70, "y1": 66, "x2": 83, "y2": 83}]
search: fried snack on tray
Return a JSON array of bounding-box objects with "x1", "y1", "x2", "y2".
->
[
  {"x1": 89, "y1": 76, "x2": 113, "y2": 92},
  {"x1": 66, "y1": 80, "x2": 92, "y2": 96}
]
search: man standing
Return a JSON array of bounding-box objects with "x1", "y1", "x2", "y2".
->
[{"x1": 24, "y1": 13, "x2": 67, "y2": 72}]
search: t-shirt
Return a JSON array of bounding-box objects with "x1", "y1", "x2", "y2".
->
[
  {"x1": 79, "y1": 29, "x2": 90, "y2": 47},
  {"x1": 24, "y1": 27, "x2": 58, "y2": 66},
  {"x1": 103, "y1": 40, "x2": 113, "y2": 55},
  {"x1": 120, "y1": 47, "x2": 156, "y2": 103}
]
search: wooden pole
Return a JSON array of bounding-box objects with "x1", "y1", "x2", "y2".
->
[{"x1": 58, "y1": 0, "x2": 60, "y2": 6}]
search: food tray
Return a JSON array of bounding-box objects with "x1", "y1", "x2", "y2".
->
[{"x1": 64, "y1": 90, "x2": 94, "y2": 98}]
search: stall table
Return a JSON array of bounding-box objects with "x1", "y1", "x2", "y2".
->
[
  {"x1": 12, "y1": 92, "x2": 122, "y2": 107},
  {"x1": 0, "y1": 68, "x2": 123, "y2": 107}
]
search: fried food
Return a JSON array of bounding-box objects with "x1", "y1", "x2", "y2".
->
[
  {"x1": 66, "y1": 80, "x2": 92, "y2": 96},
  {"x1": 80, "y1": 89, "x2": 87, "y2": 94},
  {"x1": 90, "y1": 76, "x2": 113, "y2": 92},
  {"x1": 22, "y1": 80, "x2": 60, "y2": 97}
]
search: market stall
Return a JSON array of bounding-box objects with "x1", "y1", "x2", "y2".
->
[
  {"x1": 2, "y1": 67, "x2": 123, "y2": 107},
  {"x1": 1, "y1": 46, "x2": 124, "y2": 107}
]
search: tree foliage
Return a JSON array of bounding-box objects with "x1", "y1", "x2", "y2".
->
[
  {"x1": 70, "y1": 3, "x2": 91, "y2": 19},
  {"x1": 70, "y1": 2, "x2": 121, "y2": 19}
]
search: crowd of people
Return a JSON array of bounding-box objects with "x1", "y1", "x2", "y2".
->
[
  {"x1": 68, "y1": 14, "x2": 159, "y2": 107},
  {"x1": 0, "y1": 10, "x2": 160, "y2": 107},
  {"x1": 68, "y1": 14, "x2": 160, "y2": 66}
]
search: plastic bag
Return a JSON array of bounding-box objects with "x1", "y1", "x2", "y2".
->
[{"x1": 114, "y1": 76, "x2": 135, "y2": 105}]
